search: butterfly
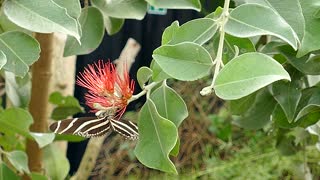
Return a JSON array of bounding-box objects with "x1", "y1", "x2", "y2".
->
[{"x1": 49, "y1": 113, "x2": 139, "y2": 140}]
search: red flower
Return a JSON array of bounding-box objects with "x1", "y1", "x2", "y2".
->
[{"x1": 76, "y1": 60, "x2": 135, "y2": 118}]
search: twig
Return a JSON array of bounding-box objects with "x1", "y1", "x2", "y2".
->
[{"x1": 200, "y1": 0, "x2": 230, "y2": 96}]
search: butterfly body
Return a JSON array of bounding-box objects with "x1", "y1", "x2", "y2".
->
[{"x1": 49, "y1": 115, "x2": 139, "y2": 140}]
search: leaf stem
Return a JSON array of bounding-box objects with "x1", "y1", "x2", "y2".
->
[
  {"x1": 128, "y1": 82, "x2": 159, "y2": 104},
  {"x1": 200, "y1": 0, "x2": 230, "y2": 96},
  {"x1": 84, "y1": 0, "x2": 89, "y2": 7}
]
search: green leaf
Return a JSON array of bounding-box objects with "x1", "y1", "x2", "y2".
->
[
  {"x1": 162, "y1": 21, "x2": 179, "y2": 45},
  {"x1": 212, "y1": 33, "x2": 255, "y2": 63},
  {"x1": 0, "y1": 10, "x2": 29, "y2": 34},
  {"x1": 43, "y1": 144, "x2": 70, "y2": 180},
  {"x1": 205, "y1": 6, "x2": 223, "y2": 20},
  {"x1": 229, "y1": 92, "x2": 257, "y2": 115},
  {"x1": 49, "y1": 92, "x2": 83, "y2": 120},
  {"x1": 92, "y1": 0, "x2": 147, "y2": 20},
  {"x1": 30, "y1": 173, "x2": 48, "y2": 180},
  {"x1": 225, "y1": 4, "x2": 298, "y2": 50},
  {"x1": 260, "y1": 41, "x2": 286, "y2": 55},
  {"x1": 170, "y1": 138, "x2": 180, "y2": 157},
  {"x1": 245, "y1": 0, "x2": 305, "y2": 41},
  {"x1": 150, "y1": 59, "x2": 172, "y2": 82},
  {"x1": 5, "y1": 71, "x2": 31, "y2": 108},
  {"x1": 150, "y1": 81, "x2": 188, "y2": 127},
  {"x1": 64, "y1": 7, "x2": 104, "y2": 56},
  {"x1": 54, "y1": 134, "x2": 86, "y2": 142},
  {"x1": 150, "y1": 82, "x2": 188, "y2": 156},
  {"x1": 134, "y1": 99, "x2": 178, "y2": 174},
  {"x1": 0, "y1": 134, "x2": 20, "y2": 151},
  {"x1": 104, "y1": 16, "x2": 124, "y2": 35},
  {"x1": 168, "y1": 18, "x2": 217, "y2": 45},
  {"x1": 52, "y1": 0, "x2": 82, "y2": 36},
  {"x1": 276, "y1": 132, "x2": 298, "y2": 156},
  {"x1": 7, "y1": 150, "x2": 30, "y2": 174},
  {"x1": 233, "y1": 89, "x2": 277, "y2": 129},
  {"x1": 30, "y1": 132, "x2": 55, "y2": 148},
  {"x1": 0, "y1": 163, "x2": 19, "y2": 180},
  {"x1": 146, "y1": 0, "x2": 201, "y2": 11},
  {"x1": 272, "y1": 105, "x2": 296, "y2": 129},
  {"x1": 293, "y1": 87, "x2": 320, "y2": 127},
  {"x1": 3, "y1": 0, "x2": 80, "y2": 41},
  {"x1": 297, "y1": 0, "x2": 320, "y2": 57},
  {"x1": 52, "y1": 0, "x2": 81, "y2": 19},
  {"x1": 137, "y1": 66, "x2": 153, "y2": 88},
  {"x1": 0, "y1": 108, "x2": 33, "y2": 137},
  {"x1": 51, "y1": 107, "x2": 83, "y2": 120},
  {"x1": 270, "y1": 81, "x2": 301, "y2": 122},
  {"x1": 0, "y1": 31, "x2": 40, "y2": 77},
  {"x1": 214, "y1": 52, "x2": 291, "y2": 100},
  {"x1": 278, "y1": 45, "x2": 320, "y2": 75},
  {"x1": 0, "y1": 51, "x2": 7, "y2": 70},
  {"x1": 153, "y1": 42, "x2": 213, "y2": 81}
]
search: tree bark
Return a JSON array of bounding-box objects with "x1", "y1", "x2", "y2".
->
[{"x1": 26, "y1": 33, "x2": 54, "y2": 173}]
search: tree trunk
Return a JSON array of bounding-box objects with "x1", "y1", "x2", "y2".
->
[{"x1": 26, "y1": 33, "x2": 54, "y2": 173}]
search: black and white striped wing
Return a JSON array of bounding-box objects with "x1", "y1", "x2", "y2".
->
[
  {"x1": 49, "y1": 117, "x2": 111, "y2": 138},
  {"x1": 110, "y1": 119, "x2": 139, "y2": 140}
]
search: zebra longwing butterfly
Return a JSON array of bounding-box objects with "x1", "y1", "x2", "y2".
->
[{"x1": 49, "y1": 115, "x2": 139, "y2": 140}]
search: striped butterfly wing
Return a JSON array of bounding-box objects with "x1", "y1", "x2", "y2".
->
[
  {"x1": 49, "y1": 116, "x2": 111, "y2": 138},
  {"x1": 109, "y1": 119, "x2": 139, "y2": 140}
]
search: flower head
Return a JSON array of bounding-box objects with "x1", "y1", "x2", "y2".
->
[{"x1": 77, "y1": 60, "x2": 135, "y2": 118}]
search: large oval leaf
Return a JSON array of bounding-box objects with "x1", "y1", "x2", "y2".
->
[
  {"x1": 225, "y1": 3, "x2": 298, "y2": 50},
  {"x1": 52, "y1": 0, "x2": 81, "y2": 19},
  {"x1": 64, "y1": 7, "x2": 104, "y2": 56},
  {"x1": 0, "y1": 31, "x2": 40, "y2": 77},
  {"x1": 278, "y1": 45, "x2": 320, "y2": 75},
  {"x1": 162, "y1": 21, "x2": 179, "y2": 45},
  {"x1": 214, "y1": 52, "x2": 290, "y2": 100},
  {"x1": 30, "y1": 132, "x2": 55, "y2": 148},
  {"x1": 270, "y1": 81, "x2": 301, "y2": 122},
  {"x1": 134, "y1": 99, "x2": 178, "y2": 174},
  {"x1": 150, "y1": 82, "x2": 188, "y2": 127},
  {"x1": 233, "y1": 88, "x2": 277, "y2": 129},
  {"x1": 5, "y1": 71, "x2": 31, "y2": 108},
  {"x1": 92, "y1": 0, "x2": 147, "y2": 20},
  {"x1": 43, "y1": 144, "x2": 70, "y2": 180},
  {"x1": 49, "y1": 92, "x2": 83, "y2": 120},
  {"x1": 0, "y1": 163, "x2": 19, "y2": 180},
  {"x1": 168, "y1": 18, "x2": 217, "y2": 45},
  {"x1": 7, "y1": 151, "x2": 30, "y2": 174},
  {"x1": 104, "y1": 16, "x2": 124, "y2": 35},
  {"x1": 245, "y1": 0, "x2": 304, "y2": 42},
  {"x1": 153, "y1": 42, "x2": 213, "y2": 81},
  {"x1": 146, "y1": 0, "x2": 201, "y2": 11},
  {"x1": 150, "y1": 82, "x2": 188, "y2": 156},
  {"x1": 297, "y1": 0, "x2": 320, "y2": 57},
  {"x1": 150, "y1": 59, "x2": 172, "y2": 82},
  {"x1": 137, "y1": 66, "x2": 153, "y2": 88},
  {"x1": 0, "y1": 108, "x2": 33, "y2": 137},
  {"x1": 3, "y1": 0, "x2": 80, "y2": 41}
]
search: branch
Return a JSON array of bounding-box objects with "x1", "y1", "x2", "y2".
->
[
  {"x1": 70, "y1": 38, "x2": 141, "y2": 180},
  {"x1": 200, "y1": 0, "x2": 230, "y2": 96}
]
